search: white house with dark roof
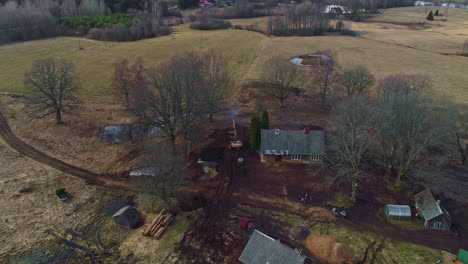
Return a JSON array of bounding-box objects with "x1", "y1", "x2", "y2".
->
[
  {"x1": 260, "y1": 128, "x2": 325, "y2": 163},
  {"x1": 414, "y1": 188, "x2": 452, "y2": 231}
]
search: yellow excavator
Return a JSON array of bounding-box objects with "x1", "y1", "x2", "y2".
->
[{"x1": 229, "y1": 120, "x2": 243, "y2": 149}]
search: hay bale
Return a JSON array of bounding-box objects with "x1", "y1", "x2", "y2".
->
[
  {"x1": 304, "y1": 235, "x2": 354, "y2": 264},
  {"x1": 290, "y1": 226, "x2": 310, "y2": 241}
]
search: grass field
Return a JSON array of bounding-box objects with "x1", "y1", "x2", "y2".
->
[
  {"x1": 0, "y1": 25, "x2": 264, "y2": 98},
  {"x1": 354, "y1": 6, "x2": 468, "y2": 54},
  {"x1": 245, "y1": 32, "x2": 468, "y2": 104}
]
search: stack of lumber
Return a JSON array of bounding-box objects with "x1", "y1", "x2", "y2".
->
[{"x1": 142, "y1": 208, "x2": 174, "y2": 239}]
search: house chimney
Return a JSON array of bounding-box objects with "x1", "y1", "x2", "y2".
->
[{"x1": 303, "y1": 128, "x2": 309, "y2": 134}]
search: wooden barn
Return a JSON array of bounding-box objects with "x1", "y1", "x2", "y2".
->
[
  {"x1": 414, "y1": 189, "x2": 452, "y2": 231},
  {"x1": 260, "y1": 128, "x2": 325, "y2": 163}
]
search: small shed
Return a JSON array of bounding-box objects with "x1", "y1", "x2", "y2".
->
[
  {"x1": 384, "y1": 204, "x2": 411, "y2": 220},
  {"x1": 414, "y1": 189, "x2": 452, "y2": 231},
  {"x1": 112, "y1": 205, "x2": 141, "y2": 229}
]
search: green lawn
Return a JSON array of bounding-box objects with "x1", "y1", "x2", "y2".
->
[{"x1": 0, "y1": 25, "x2": 264, "y2": 99}]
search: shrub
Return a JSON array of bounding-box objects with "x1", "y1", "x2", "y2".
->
[
  {"x1": 427, "y1": 10, "x2": 434, "y2": 21},
  {"x1": 59, "y1": 13, "x2": 133, "y2": 33},
  {"x1": 190, "y1": 19, "x2": 231, "y2": 30},
  {"x1": 434, "y1": 9, "x2": 439, "y2": 16},
  {"x1": 340, "y1": 28, "x2": 360, "y2": 37},
  {"x1": 55, "y1": 188, "x2": 68, "y2": 198}
]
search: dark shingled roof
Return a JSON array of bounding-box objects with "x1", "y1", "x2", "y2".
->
[
  {"x1": 414, "y1": 189, "x2": 449, "y2": 221},
  {"x1": 260, "y1": 129, "x2": 325, "y2": 156},
  {"x1": 239, "y1": 230, "x2": 306, "y2": 264}
]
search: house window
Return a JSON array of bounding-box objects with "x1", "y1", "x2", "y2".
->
[
  {"x1": 435, "y1": 222, "x2": 442, "y2": 228},
  {"x1": 291, "y1": 155, "x2": 301, "y2": 160},
  {"x1": 312, "y1": 155, "x2": 320, "y2": 161}
]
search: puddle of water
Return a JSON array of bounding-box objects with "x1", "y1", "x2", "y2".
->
[{"x1": 289, "y1": 54, "x2": 330, "y2": 67}]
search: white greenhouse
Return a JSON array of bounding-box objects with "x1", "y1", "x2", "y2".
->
[{"x1": 384, "y1": 204, "x2": 412, "y2": 221}]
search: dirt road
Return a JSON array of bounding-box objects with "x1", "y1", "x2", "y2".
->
[{"x1": 0, "y1": 111, "x2": 128, "y2": 190}]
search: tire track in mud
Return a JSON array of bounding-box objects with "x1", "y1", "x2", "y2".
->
[{"x1": 0, "y1": 111, "x2": 128, "y2": 190}]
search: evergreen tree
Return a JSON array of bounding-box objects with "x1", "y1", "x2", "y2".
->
[
  {"x1": 261, "y1": 110, "x2": 269, "y2": 129},
  {"x1": 249, "y1": 117, "x2": 261, "y2": 150},
  {"x1": 427, "y1": 11, "x2": 434, "y2": 21},
  {"x1": 434, "y1": 9, "x2": 439, "y2": 16}
]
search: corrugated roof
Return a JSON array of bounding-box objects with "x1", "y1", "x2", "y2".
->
[
  {"x1": 260, "y1": 129, "x2": 325, "y2": 156},
  {"x1": 239, "y1": 230, "x2": 306, "y2": 264},
  {"x1": 414, "y1": 189, "x2": 443, "y2": 221}
]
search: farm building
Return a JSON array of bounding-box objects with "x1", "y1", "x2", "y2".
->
[
  {"x1": 414, "y1": 189, "x2": 452, "y2": 231},
  {"x1": 260, "y1": 128, "x2": 325, "y2": 163},
  {"x1": 239, "y1": 230, "x2": 307, "y2": 264},
  {"x1": 111, "y1": 205, "x2": 142, "y2": 229},
  {"x1": 384, "y1": 204, "x2": 411, "y2": 221}
]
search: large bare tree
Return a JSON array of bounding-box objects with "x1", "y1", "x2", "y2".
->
[
  {"x1": 374, "y1": 91, "x2": 437, "y2": 185},
  {"x1": 199, "y1": 50, "x2": 230, "y2": 122},
  {"x1": 309, "y1": 50, "x2": 338, "y2": 108},
  {"x1": 131, "y1": 53, "x2": 202, "y2": 152},
  {"x1": 24, "y1": 57, "x2": 79, "y2": 124},
  {"x1": 327, "y1": 96, "x2": 375, "y2": 203},
  {"x1": 378, "y1": 73, "x2": 431, "y2": 97},
  {"x1": 110, "y1": 59, "x2": 131, "y2": 108},
  {"x1": 340, "y1": 65, "x2": 375, "y2": 96},
  {"x1": 134, "y1": 143, "x2": 186, "y2": 211},
  {"x1": 441, "y1": 105, "x2": 468, "y2": 165},
  {"x1": 261, "y1": 55, "x2": 298, "y2": 107}
]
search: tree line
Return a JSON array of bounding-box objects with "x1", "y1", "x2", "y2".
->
[{"x1": 0, "y1": 0, "x2": 173, "y2": 44}]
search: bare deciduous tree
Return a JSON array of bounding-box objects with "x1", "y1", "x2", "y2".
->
[
  {"x1": 131, "y1": 53, "x2": 202, "y2": 152},
  {"x1": 134, "y1": 143, "x2": 186, "y2": 211},
  {"x1": 378, "y1": 73, "x2": 431, "y2": 97},
  {"x1": 327, "y1": 96, "x2": 375, "y2": 203},
  {"x1": 340, "y1": 65, "x2": 375, "y2": 96},
  {"x1": 310, "y1": 50, "x2": 338, "y2": 108},
  {"x1": 24, "y1": 57, "x2": 78, "y2": 124},
  {"x1": 200, "y1": 50, "x2": 230, "y2": 122},
  {"x1": 441, "y1": 105, "x2": 468, "y2": 165},
  {"x1": 110, "y1": 59, "x2": 131, "y2": 107},
  {"x1": 261, "y1": 55, "x2": 298, "y2": 107},
  {"x1": 375, "y1": 91, "x2": 437, "y2": 185}
]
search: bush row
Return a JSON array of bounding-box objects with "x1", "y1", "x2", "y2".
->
[
  {"x1": 59, "y1": 13, "x2": 133, "y2": 31},
  {"x1": 190, "y1": 19, "x2": 231, "y2": 30},
  {"x1": 88, "y1": 23, "x2": 171, "y2": 41}
]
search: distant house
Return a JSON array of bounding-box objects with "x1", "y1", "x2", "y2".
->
[
  {"x1": 239, "y1": 230, "x2": 307, "y2": 264},
  {"x1": 199, "y1": 0, "x2": 213, "y2": 7},
  {"x1": 260, "y1": 128, "x2": 325, "y2": 163},
  {"x1": 112, "y1": 205, "x2": 142, "y2": 229},
  {"x1": 414, "y1": 189, "x2": 452, "y2": 231}
]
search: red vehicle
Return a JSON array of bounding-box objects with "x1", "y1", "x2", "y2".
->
[{"x1": 229, "y1": 120, "x2": 243, "y2": 149}]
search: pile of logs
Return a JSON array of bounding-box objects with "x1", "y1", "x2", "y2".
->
[{"x1": 142, "y1": 208, "x2": 174, "y2": 239}]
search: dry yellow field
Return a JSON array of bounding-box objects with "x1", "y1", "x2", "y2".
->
[
  {"x1": 0, "y1": 25, "x2": 264, "y2": 98},
  {"x1": 353, "y1": 6, "x2": 468, "y2": 54}
]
